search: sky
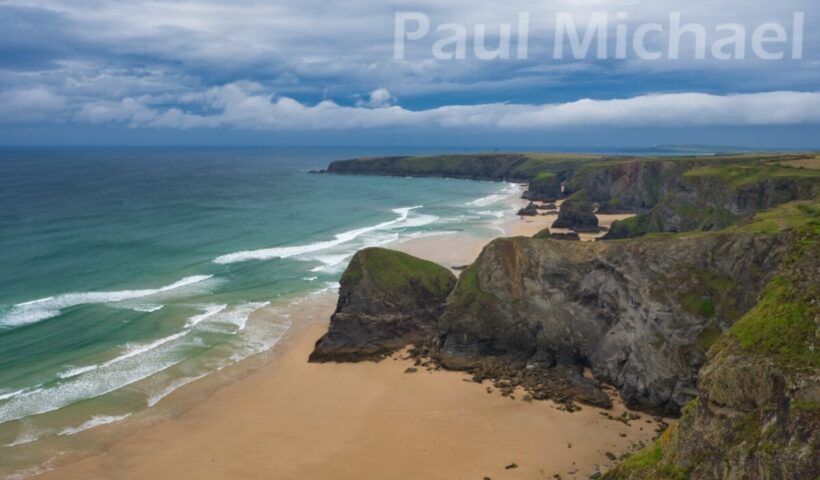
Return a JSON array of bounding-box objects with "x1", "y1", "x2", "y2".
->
[{"x1": 1, "y1": 0, "x2": 818, "y2": 148}]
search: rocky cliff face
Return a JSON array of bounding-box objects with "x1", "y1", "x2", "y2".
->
[
  {"x1": 325, "y1": 154, "x2": 819, "y2": 240},
  {"x1": 438, "y1": 233, "x2": 787, "y2": 414},
  {"x1": 309, "y1": 248, "x2": 456, "y2": 362},
  {"x1": 597, "y1": 162, "x2": 819, "y2": 239},
  {"x1": 606, "y1": 231, "x2": 819, "y2": 479},
  {"x1": 551, "y1": 190, "x2": 599, "y2": 232}
]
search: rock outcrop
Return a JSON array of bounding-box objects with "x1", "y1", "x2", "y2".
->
[
  {"x1": 551, "y1": 191, "x2": 599, "y2": 232},
  {"x1": 438, "y1": 233, "x2": 787, "y2": 413},
  {"x1": 309, "y1": 248, "x2": 456, "y2": 362},
  {"x1": 606, "y1": 230, "x2": 819, "y2": 479},
  {"x1": 517, "y1": 202, "x2": 539, "y2": 216}
]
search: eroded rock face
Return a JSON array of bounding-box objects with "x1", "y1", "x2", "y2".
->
[
  {"x1": 438, "y1": 234, "x2": 787, "y2": 413},
  {"x1": 309, "y1": 248, "x2": 456, "y2": 362},
  {"x1": 606, "y1": 233, "x2": 819, "y2": 479},
  {"x1": 552, "y1": 192, "x2": 599, "y2": 232}
]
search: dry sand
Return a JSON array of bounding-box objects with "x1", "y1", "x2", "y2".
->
[
  {"x1": 36, "y1": 317, "x2": 657, "y2": 480},
  {"x1": 505, "y1": 200, "x2": 637, "y2": 241},
  {"x1": 35, "y1": 199, "x2": 655, "y2": 480}
]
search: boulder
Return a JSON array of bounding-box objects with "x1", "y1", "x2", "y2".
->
[{"x1": 517, "y1": 202, "x2": 539, "y2": 216}]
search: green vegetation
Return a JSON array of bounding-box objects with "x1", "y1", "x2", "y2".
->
[
  {"x1": 728, "y1": 200, "x2": 820, "y2": 235},
  {"x1": 729, "y1": 276, "x2": 819, "y2": 369},
  {"x1": 607, "y1": 214, "x2": 653, "y2": 238},
  {"x1": 790, "y1": 399, "x2": 819, "y2": 414},
  {"x1": 684, "y1": 163, "x2": 820, "y2": 190},
  {"x1": 696, "y1": 321, "x2": 723, "y2": 351},
  {"x1": 342, "y1": 248, "x2": 455, "y2": 298},
  {"x1": 449, "y1": 261, "x2": 495, "y2": 308},
  {"x1": 607, "y1": 438, "x2": 689, "y2": 480},
  {"x1": 535, "y1": 171, "x2": 557, "y2": 181},
  {"x1": 532, "y1": 228, "x2": 552, "y2": 239}
]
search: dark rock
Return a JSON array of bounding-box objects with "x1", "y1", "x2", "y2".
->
[
  {"x1": 505, "y1": 463, "x2": 518, "y2": 470},
  {"x1": 438, "y1": 233, "x2": 787, "y2": 413},
  {"x1": 404, "y1": 367, "x2": 418, "y2": 374},
  {"x1": 517, "y1": 202, "x2": 539, "y2": 216},
  {"x1": 532, "y1": 228, "x2": 552, "y2": 239},
  {"x1": 605, "y1": 452, "x2": 617, "y2": 461},
  {"x1": 552, "y1": 191, "x2": 599, "y2": 232},
  {"x1": 551, "y1": 232, "x2": 581, "y2": 241},
  {"x1": 606, "y1": 236, "x2": 820, "y2": 479},
  {"x1": 309, "y1": 248, "x2": 456, "y2": 362}
]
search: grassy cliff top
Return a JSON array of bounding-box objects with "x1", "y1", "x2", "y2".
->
[
  {"x1": 683, "y1": 162, "x2": 820, "y2": 189},
  {"x1": 327, "y1": 151, "x2": 820, "y2": 182},
  {"x1": 341, "y1": 247, "x2": 456, "y2": 298}
]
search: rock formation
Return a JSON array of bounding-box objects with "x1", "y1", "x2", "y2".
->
[
  {"x1": 551, "y1": 191, "x2": 599, "y2": 232},
  {"x1": 309, "y1": 248, "x2": 456, "y2": 362},
  {"x1": 606, "y1": 230, "x2": 819, "y2": 479},
  {"x1": 438, "y1": 233, "x2": 787, "y2": 413}
]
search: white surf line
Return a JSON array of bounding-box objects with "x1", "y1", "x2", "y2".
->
[
  {"x1": 55, "y1": 304, "x2": 228, "y2": 381},
  {"x1": 213, "y1": 206, "x2": 426, "y2": 264},
  {"x1": 0, "y1": 275, "x2": 215, "y2": 328}
]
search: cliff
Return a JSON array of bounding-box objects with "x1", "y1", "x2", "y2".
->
[
  {"x1": 438, "y1": 232, "x2": 786, "y2": 414},
  {"x1": 324, "y1": 153, "x2": 820, "y2": 236},
  {"x1": 323, "y1": 153, "x2": 601, "y2": 200},
  {"x1": 309, "y1": 248, "x2": 456, "y2": 362},
  {"x1": 606, "y1": 216, "x2": 819, "y2": 479}
]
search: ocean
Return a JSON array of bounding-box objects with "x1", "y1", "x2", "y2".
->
[{"x1": 0, "y1": 146, "x2": 518, "y2": 476}]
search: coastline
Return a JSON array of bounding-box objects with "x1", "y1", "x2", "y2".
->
[{"x1": 27, "y1": 186, "x2": 660, "y2": 480}]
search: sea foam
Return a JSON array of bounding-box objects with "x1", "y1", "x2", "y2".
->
[
  {"x1": 213, "y1": 206, "x2": 429, "y2": 264},
  {"x1": 0, "y1": 275, "x2": 215, "y2": 329},
  {"x1": 57, "y1": 414, "x2": 132, "y2": 437}
]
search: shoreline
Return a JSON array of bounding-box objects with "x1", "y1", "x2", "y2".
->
[{"x1": 27, "y1": 185, "x2": 656, "y2": 480}]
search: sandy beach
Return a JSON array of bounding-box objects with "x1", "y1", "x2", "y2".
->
[
  {"x1": 35, "y1": 321, "x2": 658, "y2": 480},
  {"x1": 33, "y1": 199, "x2": 656, "y2": 480}
]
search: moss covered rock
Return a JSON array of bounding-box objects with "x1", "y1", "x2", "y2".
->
[
  {"x1": 310, "y1": 248, "x2": 456, "y2": 362},
  {"x1": 606, "y1": 229, "x2": 820, "y2": 479}
]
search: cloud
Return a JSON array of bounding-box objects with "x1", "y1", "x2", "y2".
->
[
  {"x1": 0, "y1": 87, "x2": 65, "y2": 122},
  {"x1": 0, "y1": 0, "x2": 818, "y2": 142},
  {"x1": 67, "y1": 83, "x2": 820, "y2": 131},
  {"x1": 356, "y1": 88, "x2": 394, "y2": 107}
]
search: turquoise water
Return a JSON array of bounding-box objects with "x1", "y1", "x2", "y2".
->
[{"x1": 0, "y1": 147, "x2": 516, "y2": 470}]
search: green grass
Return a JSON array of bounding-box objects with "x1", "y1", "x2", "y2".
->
[
  {"x1": 790, "y1": 399, "x2": 819, "y2": 414},
  {"x1": 532, "y1": 228, "x2": 552, "y2": 239},
  {"x1": 684, "y1": 163, "x2": 820, "y2": 190},
  {"x1": 608, "y1": 439, "x2": 689, "y2": 480},
  {"x1": 729, "y1": 276, "x2": 819, "y2": 369},
  {"x1": 535, "y1": 171, "x2": 556, "y2": 181},
  {"x1": 342, "y1": 248, "x2": 455, "y2": 298},
  {"x1": 728, "y1": 201, "x2": 820, "y2": 235},
  {"x1": 696, "y1": 321, "x2": 723, "y2": 351}
]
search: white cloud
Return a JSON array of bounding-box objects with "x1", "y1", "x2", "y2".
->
[
  {"x1": 357, "y1": 88, "x2": 394, "y2": 108},
  {"x1": 69, "y1": 83, "x2": 820, "y2": 131}
]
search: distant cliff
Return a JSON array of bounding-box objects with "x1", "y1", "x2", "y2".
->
[{"x1": 324, "y1": 153, "x2": 820, "y2": 236}]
